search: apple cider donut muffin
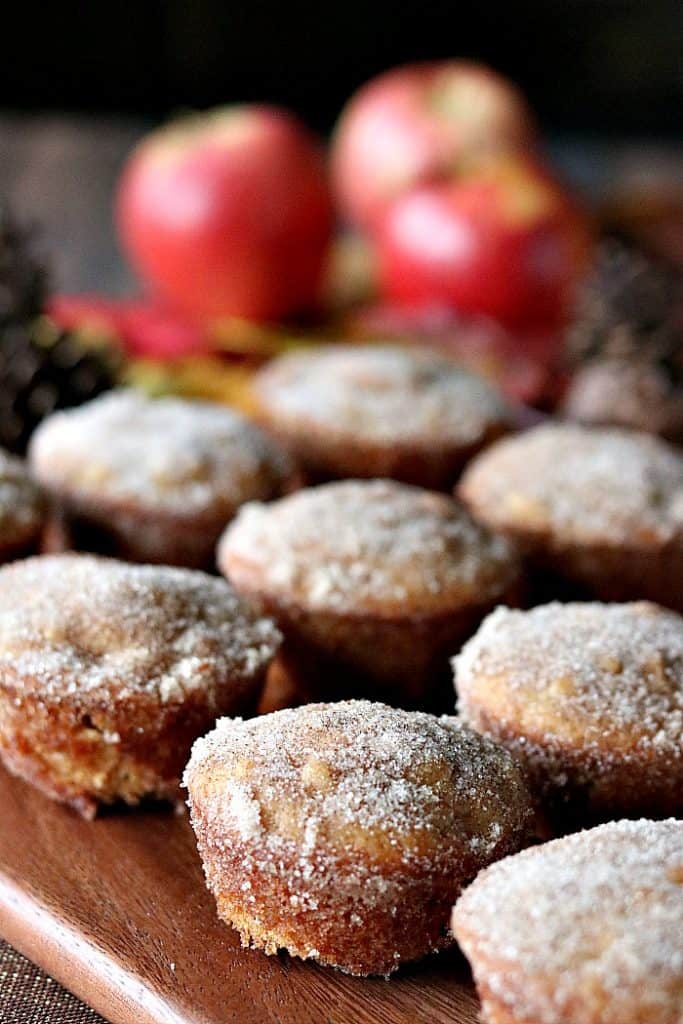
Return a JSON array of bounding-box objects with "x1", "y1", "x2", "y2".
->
[
  {"x1": 253, "y1": 345, "x2": 513, "y2": 489},
  {"x1": 454, "y1": 602, "x2": 683, "y2": 824},
  {"x1": 28, "y1": 389, "x2": 295, "y2": 569},
  {"x1": 452, "y1": 818, "x2": 683, "y2": 1024},
  {"x1": 0, "y1": 554, "x2": 280, "y2": 817},
  {"x1": 458, "y1": 423, "x2": 683, "y2": 610},
  {"x1": 0, "y1": 449, "x2": 44, "y2": 561},
  {"x1": 184, "y1": 700, "x2": 534, "y2": 977},
  {"x1": 218, "y1": 479, "x2": 521, "y2": 709}
]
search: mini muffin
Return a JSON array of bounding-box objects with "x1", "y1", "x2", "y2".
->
[
  {"x1": 0, "y1": 448, "x2": 44, "y2": 561},
  {"x1": 452, "y1": 818, "x2": 683, "y2": 1024},
  {"x1": 28, "y1": 389, "x2": 295, "y2": 569},
  {"x1": 253, "y1": 345, "x2": 513, "y2": 489},
  {"x1": 218, "y1": 479, "x2": 521, "y2": 709},
  {"x1": 563, "y1": 360, "x2": 683, "y2": 442},
  {"x1": 454, "y1": 602, "x2": 683, "y2": 824},
  {"x1": 459, "y1": 423, "x2": 683, "y2": 610},
  {"x1": 0, "y1": 554, "x2": 280, "y2": 817},
  {"x1": 184, "y1": 700, "x2": 534, "y2": 977}
]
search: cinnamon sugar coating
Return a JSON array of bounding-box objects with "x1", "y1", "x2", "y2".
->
[
  {"x1": 452, "y1": 818, "x2": 683, "y2": 1024},
  {"x1": 455, "y1": 602, "x2": 683, "y2": 823},
  {"x1": 0, "y1": 554, "x2": 280, "y2": 816},
  {"x1": 218, "y1": 480, "x2": 520, "y2": 706},
  {"x1": 29, "y1": 390, "x2": 295, "y2": 568},
  {"x1": 0, "y1": 449, "x2": 44, "y2": 560},
  {"x1": 254, "y1": 345, "x2": 512, "y2": 488},
  {"x1": 459, "y1": 423, "x2": 683, "y2": 609},
  {"x1": 184, "y1": 700, "x2": 534, "y2": 976}
]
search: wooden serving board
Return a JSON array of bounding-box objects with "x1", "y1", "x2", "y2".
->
[{"x1": 0, "y1": 765, "x2": 479, "y2": 1024}]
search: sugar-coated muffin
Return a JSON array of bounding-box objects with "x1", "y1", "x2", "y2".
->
[
  {"x1": 454, "y1": 602, "x2": 683, "y2": 824},
  {"x1": 253, "y1": 345, "x2": 513, "y2": 489},
  {"x1": 458, "y1": 423, "x2": 683, "y2": 610},
  {"x1": 562, "y1": 360, "x2": 683, "y2": 443},
  {"x1": 0, "y1": 554, "x2": 280, "y2": 817},
  {"x1": 0, "y1": 449, "x2": 44, "y2": 561},
  {"x1": 29, "y1": 390, "x2": 295, "y2": 569},
  {"x1": 184, "y1": 700, "x2": 534, "y2": 977},
  {"x1": 218, "y1": 479, "x2": 521, "y2": 709},
  {"x1": 452, "y1": 818, "x2": 683, "y2": 1024}
]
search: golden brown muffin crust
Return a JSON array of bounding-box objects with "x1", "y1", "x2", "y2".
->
[
  {"x1": 452, "y1": 819, "x2": 683, "y2": 1024},
  {"x1": 29, "y1": 390, "x2": 296, "y2": 568},
  {"x1": 455, "y1": 602, "x2": 683, "y2": 820},
  {"x1": 459, "y1": 422, "x2": 683, "y2": 551},
  {"x1": 254, "y1": 345, "x2": 512, "y2": 487},
  {"x1": 219, "y1": 479, "x2": 520, "y2": 618},
  {"x1": 255, "y1": 344, "x2": 512, "y2": 447},
  {"x1": 0, "y1": 554, "x2": 281, "y2": 815},
  {"x1": 185, "y1": 700, "x2": 534, "y2": 976},
  {"x1": 30, "y1": 389, "x2": 294, "y2": 518},
  {"x1": 459, "y1": 423, "x2": 683, "y2": 608}
]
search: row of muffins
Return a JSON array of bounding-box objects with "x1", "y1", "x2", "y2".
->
[
  {"x1": 2, "y1": 550, "x2": 681, "y2": 826},
  {"x1": 1, "y1": 549, "x2": 681, "y2": 1021},
  {"x1": 0, "y1": 344, "x2": 680, "y2": 1022},
  {"x1": 12, "y1": 346, "x2": 683, "y2": 719},
  {"x1": 18, "y1": 345, "x2": 682, "y2": 615}
]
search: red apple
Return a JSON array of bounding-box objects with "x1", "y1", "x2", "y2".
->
[
  {"x1": 331, "y1": 61, "x2": 536, "y2": 229},
  {"x1": 48, "y1": 294, "x2": 208, "y2": 358},
  {"x1": 377, "y1": 156, "x2": 591, "y2": 329},
  {"x1": 116, "y1": 106, "x2": 333, "y2": 324}
]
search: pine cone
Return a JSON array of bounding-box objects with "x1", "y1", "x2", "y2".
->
[
  {"x1": 566, "y1": 239, "x2": 681, "y2": 368},
  {"x1": 0, "y1": 203, "x2": 48, "y2": 328},
  {"x1": 0, "y1": 317, "x2": 120, "y2": 453},
  {"x1": 563, "y1": 240, "x2": 683, "y2": 440},
  {"x1": 562, "y1": 359, "x2": 683, "y2": 442}
]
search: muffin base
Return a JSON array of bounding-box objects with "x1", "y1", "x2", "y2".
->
[
  {"x1": 43, "y1": 489, "x2": 234, "y2": 570},
  {"x1": 244, "y1": 588, "x2": 521, "y2": 713},
  {"x1": 189, "y1": 783, "x2": 512, "y2": 977},
  {"x1": 469, "y1": 520, "x2": 683, "y2": 614},
  {"x1": 460, "y1": 703, "x2": 683, "y2": 830},
  {"x1": 455, "y1": 923, "x2": 681, "y2": 1024},
  {"x1": 259, "y1": 419, "x2": 509, "y2": 492},
  {"x1": 208, "y1": 859, "x2": 457, "y2": 977},
  {"x1": 452, "y1": 940, "x2": 547, "y2": 1024},
  {"x1": 0, "y1": 674, "x2": 265, "y2": 818}
]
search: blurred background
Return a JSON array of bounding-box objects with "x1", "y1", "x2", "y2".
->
[
  {"x1": 0, "y1": 0, "x2": 680, "y2": 453},
  {"x1": 1, "y1": 0, "x2": 681, "y2": 293},
  {"x1": 5, "y1": 1, "x2": 683, "y2": 133}
]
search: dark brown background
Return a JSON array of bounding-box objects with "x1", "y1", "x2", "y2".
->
[{"x1": 3, "y1": 1, "x2": 682, "y2": 137}]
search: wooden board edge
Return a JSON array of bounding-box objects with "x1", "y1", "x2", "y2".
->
[{"x1": 0, "y1": 871, "x2": 186, "y2": 1024}]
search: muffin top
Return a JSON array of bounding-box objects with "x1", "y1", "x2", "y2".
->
[
  {"x1": 455, "y1": 601, "x2": 683, "y2": 757},
  {"x1": 219, "y1": 479, "x2": 519, "y2": 616},
  {"x1": 185, "y1": 700, "x2": 532, "y2": 873},
  {"x1": 0, "y1": 449, "x2": 44, "y2": 550},
  {"x1": 459, "y1": 423, "x2": 683, "y2": 548},
  {"x1": 29, "y1": 390, "x2": 293, "y2": 517},
  {"x1": 0, "y1": 554, "x2": 281, "y2": 705},
  {"x1": 254, "y1": 345, "x2": 512, "y2": 449},
  {"x1": 452, "y1": 818, "x2": 683, "y2": 1024},
  {"x1": 563, "y1": 360, "x2": 683, "y2": 442}
]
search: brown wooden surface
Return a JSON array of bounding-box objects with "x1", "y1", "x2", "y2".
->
[{"x1": 0, "y1": 764, "x2": 479, "y2": 1024}]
